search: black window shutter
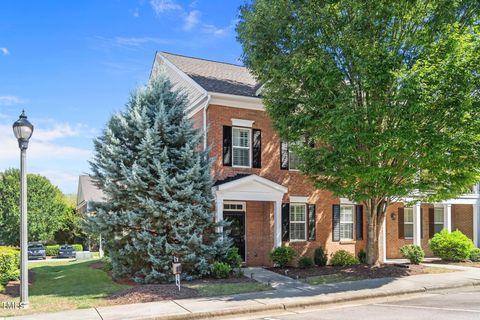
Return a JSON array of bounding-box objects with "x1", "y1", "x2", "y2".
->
[
  {"x1": 429, "y1": 208, "x2": 435, "y2": 238},
  {"x1": 308, "y1": 204, "x2": 316, "y2": 241},
  {"x1": 420, "y1": 208, "x2": 424, "y2": 238},
  {"x1": 332, "y1": 204, "x2": 340, "y2": 241},
  {"x1": 252, "y1": 129, "x2": 262, "y2": 168},
  {"x1": 280, "y1": 142, "x2": 289, "y2": 170},
  {"x1": 282, "y1": 203, "x2": 290, "y2": 241},
  {"x1": 355, "y1": 205, "x2": 364, "y2": 240},
  {"x1": 222, "y1": 126, "x2": 232, "y2": 166},
  {"x1": 398, "y1": 208, "x2": 405, "y2": 239}
]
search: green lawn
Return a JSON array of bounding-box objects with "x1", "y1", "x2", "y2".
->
[
  {"x1": 186, "y1": 282, "x2": 271, "y2": 296},
  {"x1": 307, "y1": 274, "x2": 365, "y2": 285},
  {"x1": 0, "y1": 259, "x2": 130, "y2": 317}
]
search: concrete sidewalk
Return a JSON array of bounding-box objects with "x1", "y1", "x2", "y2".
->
[{"x1": 6, "y1": 266, "x2": 480, "y2": 320}]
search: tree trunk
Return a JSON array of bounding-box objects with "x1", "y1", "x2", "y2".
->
[{"x1": 365, "y1": 198, "x2": 388, "y2": 265}]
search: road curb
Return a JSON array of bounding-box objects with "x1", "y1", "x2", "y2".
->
[{"x1": 140, "y1": 281, "x2": 479, "y2": 320}]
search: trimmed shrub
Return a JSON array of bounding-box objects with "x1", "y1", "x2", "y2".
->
[
  {"x1": 357, "y1": 249, "x2": 367, "y2": 264},
  {"x1": 428, "y1": 229, "x2": 474, "y2": 261},
  {"x1": 0, "y1": 246, "x2": 20, "y2": 285},
  {"x1": 314, "y1": 247, "x2": 328, "y2": 266},
  {"x1": 270, "y1": 246, "x2": 296, "y2": 268},
  {"x1": 330, "y1": 250, "x2": 359, "y2": 267},
  {"x1": 400, "y1": 245, "x2": 424, "y2": 264},
  {"x1": 298, "y1": 256, "x2": 314, "y2": 268},
  {"x1": 470, "y1": 248, "x2": 480, "y2": 262},
  {"x1": 45, "y1": 245, "x2": 60, "y2": 256},
  {"x1": 225, "y1": 247, "x2": 243, "y2": 269},
  {"x1": 101, "y1": 256, "x2": 113, "y2": 272},
  {"x1": 211, "y1": 262, "x2": 232, "y2": 279},
  {"x1": 72, "y1": 244, "x2": 83, "y2": 252}
]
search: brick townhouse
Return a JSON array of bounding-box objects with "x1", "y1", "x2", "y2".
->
[{"x1": 149, "y1": 51, "x2": 480, "y2": 266}]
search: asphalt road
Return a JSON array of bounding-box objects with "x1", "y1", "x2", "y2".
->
[{"x1": 248, "y1": 288, "x2": 480, "y2": 320}]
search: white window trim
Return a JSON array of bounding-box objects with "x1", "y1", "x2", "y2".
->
[
  {"x1": 289, "y1": 203, "x2": 307, "y2": 241},
  {"x1": 232, "y1": 127, "x2": 252, "y2": 168},
  {"x1": 340, "y1": 204, "x2": 354, "y2": 241},
  {"x1": 231, "y1": 119, "x2": 254, "y2": 128},
  {"x1": 404, "y1": 207, "x2": 414, "y2": 240},
  {"x1": 287, "y1": 142, "x2": 302, "y2": 171}
]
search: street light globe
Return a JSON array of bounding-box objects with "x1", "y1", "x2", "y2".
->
[{"x1": 12, "y1": 110, "x2": 34, "y2": 150}]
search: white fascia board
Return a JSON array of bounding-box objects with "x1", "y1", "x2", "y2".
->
[
  {"x1": 290, "y1": 196, "x2": 309, "y2": 203},
  {"x1": 340, "y1": 198, "x2": 356, "y2": 205},
  {"x1": 157, "y1": 53, "x2": 207, "y2": 95},
  {"x1": 186, "y1": 95, "x2": 209, "y2": 118},
  {"x1": 401, "y1": 194, "x2": 480, "y2": 205},
  {"x1": 209, "y1": 92, "x2": 264, "y2": 111},
  {"x1": 215, "y1": 174, "x2": 288, "y2": 194}
]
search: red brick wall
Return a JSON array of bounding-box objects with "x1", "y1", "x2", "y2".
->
[
  {"x1": 207, "y1": 105, "x2": 366, "y2": 265},
  {"x1": 245, "y1": 201, "x2": 274, "y2": 266},
  {"x1": 453, "y1": 204, "x2": 473, "y2": 239}
]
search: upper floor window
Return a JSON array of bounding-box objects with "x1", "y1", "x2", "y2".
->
[
  {"x1": 288, "y1": 143, "x2": 303, "y2": 170},
  {"x1": 232, "y1": 127, "x2": 251, "y2": 167},
  {"x1": 404, "y1": 207, "x2": 414, "y2": 239}
]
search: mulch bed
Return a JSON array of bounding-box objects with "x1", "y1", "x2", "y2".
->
[
  {"x1": 268, "y1": 264, "x2": 430, "y2": 281},
  {"x1": 0, "y1": 270, "x2": 35, "y2": 300},
  {"x1": 91, "y1": 260, "x2": 258, "y2": 304}
]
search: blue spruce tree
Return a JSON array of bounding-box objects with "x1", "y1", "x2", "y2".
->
[{"x1": 87, "y1": 77, "x2": 230, "y2": 283}]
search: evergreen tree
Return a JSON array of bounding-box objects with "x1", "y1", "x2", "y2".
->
[{"x1": 87, "y1": 77, "x2": 230, "y2": 283}]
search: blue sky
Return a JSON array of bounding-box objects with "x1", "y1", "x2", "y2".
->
[{"x1": 0, "y1": 0, "x2": 245, "y2": 194}]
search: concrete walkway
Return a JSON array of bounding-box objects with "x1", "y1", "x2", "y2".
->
[{"x1": 6, "y1": 266, "x2": 480, "y2": 320}]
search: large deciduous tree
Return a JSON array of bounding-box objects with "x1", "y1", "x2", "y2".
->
[
  {"x1": 0, "y1": 169, "x2": 70, "y2": 245},
  {"x1": 237, "y1": 0, "x2": 480, "y2": 264},
  {"x1": 87, "y1": 77, "x2": 230, "y2": 283}
]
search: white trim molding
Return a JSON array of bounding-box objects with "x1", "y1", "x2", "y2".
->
[
  {"x1": 209, "y1": 92, "x2": 264, "y2": 111},
  {"x1": 290, "y1": 196, "x2": 308, "y2": 203},
  {"x1": 232, "y1": 118, "x2": 255, "y2": 128}
]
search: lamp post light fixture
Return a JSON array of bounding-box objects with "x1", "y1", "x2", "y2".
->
[{"x1": 12, "y1": 110, "x2": 34, "y2": 309}]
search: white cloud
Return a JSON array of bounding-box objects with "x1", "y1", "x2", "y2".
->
[
  {"x1": 150, "y1": 0, "x2": 182, "y2": 15},
  {"x1": 132, "y1": 7, "x2": 140, "y2": 18},
  {"x1": 113, "y1": 36, "x2": 169, "y2": 47},
  {"x1": 0, "y1": 48, "x2": 9, "y2": 55},
  {"x1": 34, "y1": 123, "x2": 81, "y2": 142},
  {"x1": 36, "y1": 169, "x2": 83, "y2": 194},
  {"x1": 0, "y1": 96, "x2": 24, "y2": 106},
  {"x1": 203, "y1": 24, "x2": 229, "y2": 37},
  {"x1": 184, "y1": 10, "x2": 201, "y2": 31}
]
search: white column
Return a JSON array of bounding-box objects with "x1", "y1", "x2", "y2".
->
[
  {"x1": 445, "y1": 204, "x2": 452, "y2": 232},
  {"x1": 382, "y1": 217, "x2": 387, "y2": 263},
  {"x1": 215, "y1": 196, "x2": 223, "y2": 234},
  {"x1": 413, "y1": 203, "x2": 422, "y2": 246},
  {"x1": 273, "y1": 200, "x2": 282, "y2": 248},
  {"x1": 473, "y1": 203, "x2": 479, "y2": 247}
]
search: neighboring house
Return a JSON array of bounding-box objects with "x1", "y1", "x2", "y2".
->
[
  {"x1": 76, "y1": 175, "x2": 105, "y2": 215},
  {"x1": 148, "y1": 52, "x2": 480, "y2": 265}
]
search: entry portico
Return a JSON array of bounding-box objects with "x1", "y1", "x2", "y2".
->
[{"x1": 213, "y1": 174, "x2": 288, "y2": 257}]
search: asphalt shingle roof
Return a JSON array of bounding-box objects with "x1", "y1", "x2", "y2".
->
[
  {"x1": 160, "y1": 52, "x2": 261, "y2": 97},
  {"x1": 78, "y1": 175, "x2": 105, "y2": 204}
]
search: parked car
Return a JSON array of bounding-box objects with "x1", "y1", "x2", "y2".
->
[
  {"x1": 28, "y1": 242, "x2": 46, "y2": 260},
  {"x1": 58, "y1": 245, "x2": 76, "y2": 259}
]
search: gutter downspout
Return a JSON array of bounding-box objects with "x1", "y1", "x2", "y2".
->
[{"x1": 203, "y1": 94, "x2": 211, "y2": 152}]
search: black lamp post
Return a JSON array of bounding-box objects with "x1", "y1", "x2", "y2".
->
[{"x1": 12, "y1": 110, "x2": 34, "y2": 309}]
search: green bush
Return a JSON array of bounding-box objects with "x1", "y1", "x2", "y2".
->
[
  {"x1": 470, "y1": 248, "x2": 480, "y2": 262},
  {"x1": 400, "y1": 245, "x2": 424, "y2": 264},
  {"x1": 314, "y1": 247, "x2": 328, "y2": 266},
  {"x1": 72, "y1": 244, "x2": 83, "y2": 252},
  {"x1": 45, "y1": 245, "x2": 60, "y2": 256},
  {"x1": 211, "y1": 262, "x2": 232, "y2": 279},
  {"x1": 330, "y1": 250, "x2": 360, "y2": 267},
  {"x1": 225, "y1": 247, "x2": 243, "y2": 269},
  {"x1": 428, "y1": 229, "x2": 474, "y2": 261},
  {"x1": 101, "y1": 256, "x2": 113, "y2": 272},
  {"x1": 0, "y1": 246, "x2": 20, "y2": 285},
  {"x1": 357, "y1": 249, "x2": 367, "y2": 264},
  {"x1": 270, "y1": 246, "x2": 296, "y2": 268},
  {"x1": 298, "y1": 256, "x2": 314, "y2": 268}
]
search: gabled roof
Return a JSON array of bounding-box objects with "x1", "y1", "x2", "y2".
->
[
  {"x1": 158, "y1": 52, "x2": 261, "y2": 97},
  {"x1": 77, "y1": 175, "x2": 105, "y2": 207}
]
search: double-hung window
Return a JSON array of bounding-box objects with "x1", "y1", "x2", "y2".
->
[
  {"x1": 290, "y1": 203, "x2": 306, "y2": 241},
  {"x1": 404, "y1": 208, "x2": 414, "y2": 239},
  {"x1": 340, "y1": 205, "x2": 354, "y2": 240},
  {"x1": 434, "y1": 207, "x2": 445, "y2": 234},
  {"x1": 288, "y1": 142, "x2": 302, "y2": 170},
  {"x1": 232, "y1": 127, "x2": 251, "y2": 167}
]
